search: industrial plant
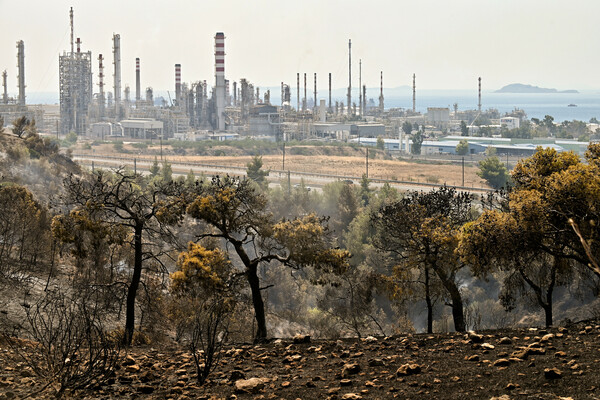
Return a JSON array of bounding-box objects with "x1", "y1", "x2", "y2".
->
[{"x1": 0, "y1": 7, "x2": 593, "y2": 158}]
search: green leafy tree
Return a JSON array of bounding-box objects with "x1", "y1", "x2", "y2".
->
[
  {"x1": 402, "y1": 121, "x2": 412, "y2": 136},
  {"x1": 376, "y1": 136, "x2": 385, "y2": 150},
  {"x1": 186, "y1": 176, "x2": 349, "y2": 341},
  {"x1": 149, "y1": 157, "x2": 160, "y2": 177},
  {"x1": 246, "y1": 155, "x2": 269, "y2": 188},
  {"x1": 411, "y1": 129, "x2": 424, "y2": 155},
  {"x1": 455, "y1": 139, "x2": 469, "y2": 156},
  {"x1": 477, "y1": 156, "x2": 509, "y2": 189},
  {"x1": 460, "y1": 120, "x2": 469, "y2": 136},
  {"x1": 65, "y1": 131, "x2": 78, "y2": 145},
  {"x1": 161, "y1": 160, "x2": 173, "y2": 182}
]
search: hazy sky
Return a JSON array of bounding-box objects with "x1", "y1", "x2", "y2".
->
[{"x1": 1, "y1": 0, "x2": 599, "y2": 98}]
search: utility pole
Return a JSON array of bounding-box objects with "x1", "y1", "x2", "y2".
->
[
  {"x1": 366, "y1": 148, "x2": 369, "y2": 178},
  {"x1": 462, "y1": 157, "x2": 465, "y2": 187},
  {"x1": 134, "y1": 158, "x2": 137, "y2": 174},
  {"x1": 282, "y1": 142, "x2": 286, "y2": 170}
]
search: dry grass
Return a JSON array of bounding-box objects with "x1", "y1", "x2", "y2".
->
[{"x1": 78, "y1": 143, "x2": 489, "y2": 188}]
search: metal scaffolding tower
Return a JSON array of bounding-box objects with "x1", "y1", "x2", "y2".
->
[{"x1": 59, "y1": 9, "x2": 92, "y2": 134}]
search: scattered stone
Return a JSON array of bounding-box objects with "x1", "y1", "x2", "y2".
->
[
  {"x1": 490, "y1": 396, "x2": 511, "y2": 400},
  {"x1": 235, "y1": 377, "x2": 266, "y2": 393},
  {"x1": 125, "y1": 364, "x2": 140, "y2": 373},
  {"x1": 396, "y1": 363, "x2": 421, "y2": 376},
  {"x1": 544, "y1": 368, "x2": 562, "y2": 379},
  {"x1": 541, "y1": 333, "x2": 555, "y2": 342},
  {"x1": 493, "y1": 359, "x2": 511, "y2": 367},
  {"x1": 137, "y1": 385, "x2": 154, "y2": 394},
  {"x1": 292, "y1": 334, "x2": 311, "y2": 344},
  {"x1": 468, "y1": 332, "x2": 484, "y2": 343},
  {"x1": 498, "y1": 337, "x2": 512, "y2": 345},
  {"x1": 505, "y1": 383, "x2": 518, "y2": 390},
  {"x1": 281, "y1": 381, "x2": 291, "y2": 388},
  {"x1": 554, "y1": 351, "x2": 567, "y2": 358},
  {"x1": 340, "y1": 379, "x2": 353, "y2": 387},
  {"x1": 230, "y1": 370, "x2": 246, "y2": 381},
  {"x1": 467, "y1": 354, "x2": 480, "y2": 362},
  {"x1": 482, "y1": 343, "x2": 495, "y2": 350},
  {"x1": 342, "y1": 363, "x2": 362, "y2": 377},
  {"x1": 364, "y1": 336, "x2": 378, "y2": 343},
  {"x1": 123, "y1": 355, "x2": 136, "y2": 366},
  {"x1": 368, "y1": 358, "x2": 384, "y2": 367},
  {"x1": 341, "y1": 393, "x2": 362, "y2": 400}
]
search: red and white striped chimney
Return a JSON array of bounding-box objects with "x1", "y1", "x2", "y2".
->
[
  {"x1": 76, "y1": 37, "x2": 81, "y2": 53},
  {"x1": 214, "y1": 32, "x2": 226, "y2": 131},
  {"x1": 175, "y1": 63, "x2": 181, "y2": 104},
  {"x1": 215, "y1": 33, "x2": 225, "y2": 77}
]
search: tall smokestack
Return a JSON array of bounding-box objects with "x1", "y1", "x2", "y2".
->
[
  {"x1": 328, "y1": 72, "x2": 332, "y2": 113},
  {"x1": 98, "y1": 54, "x2": 105, "y2": 117},
  {"x1": 76, "y1": 38, "x2": 81, "y2": 53},
  {"x1": 233, "y1": 81, "x2": 237, "y2": 106},
  {"x1": 478, "y1": 77, "x2": 482, "y2": 112},
  {"x1": 296, "y1": 73, "x2": 300, "y2": 111},
  {"x1": 113, "y1": 33, "x2": 121, "y2": 112},
  {"x1": 175, "y1": 63, "x2": 181, "y2": 105},
  {"x1": 16, "y1": 40, "x2": 25, "y2": 106},
  {"x1": 2, "y1": 70, "x2": 7, "y2": 104},
  {"x1": 362, "y1": 85, "x2": 366, "y2": 114},
  {"x1": 359, "y1": 59, "x2": 362, "y2": 117},
  {"x1": 347, "y1": 39, "x2": 352, "y2": 116},
  {"x1": 70, "y1": 7, "x2": 74, "y2": 55},
  {"x1": 303, "y1": 73, "x2": 307, "y2": 111},
  {"x1": 412, "y1": 73, "x2": 416, "y2": 112},
  {"x1": 313, "y1": 73, "x2": 317, "y2": 113},
  {"x1": 281, "y1": 82, "x2": 284, "y2": 107},
  {"x1": 135, "y1": 58, "x2": 141, "y2": 101},
  {"x1": 214, "y1": 32, "x2": 226, "y2": 131},
  {"x1": 379, "y1": 71, "x2": 384, "y2": 112}
]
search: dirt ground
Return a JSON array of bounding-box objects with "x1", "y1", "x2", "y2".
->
[
  {"x1": 77, "y1": 143, "x2": 489, "y2": 189},
  {"x1": 2, "y1": 322, "x2": 599, "y2": 399}
]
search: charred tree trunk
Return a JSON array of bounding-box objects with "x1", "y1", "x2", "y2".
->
[
  {"x1": 246, "y1": 265, "x2": 267, "y2": 342},
  {"x1": 435, "y1": 267, "x2": 465, "y2": 332},
  {"x1": 124, "y1": 222, "x2": 143, "y2": 346},
  {"x1": 424, "y1": 267, "x2": 433, "y2": 334}
]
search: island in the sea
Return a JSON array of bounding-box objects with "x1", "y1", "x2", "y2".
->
[{"x1": 495, "y1": 83, "x2": 579, "y2": 94}]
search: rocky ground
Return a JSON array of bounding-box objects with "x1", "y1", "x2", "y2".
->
[{"x1": 1, "y1": 323, "x2": 600, "y2": 399}]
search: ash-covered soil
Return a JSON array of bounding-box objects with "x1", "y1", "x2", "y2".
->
[{"x1": 1, "y1": 323, "x2": 599, "y2": 399}]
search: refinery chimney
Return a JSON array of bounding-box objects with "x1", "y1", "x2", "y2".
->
[
  {"x1": 478, "y1": 77, "x2": 482, "y2": 112},
  {"x1": 328, "y1": 73, "x2": 332, "y2": 113},
  {"x1": 347, "y1": 39, "x2": 352, "y2": 116},
  {"x1": 379, "y1": 71, "x2": 384, "y2": 112},
  {"x1": 98, "y1": 54, "x2": 105, "y2": 117},
  {"x1": 359, "y1": 59, "x2": 362, "y2": 117},
  {"x1": 135, "y1": 58, "x2": 141, "y2": 101},
  {"x1": 313, "y1": 73, "x2": 317, "y2": 113},
  {"x1": 412, "y1": 73, "x2": 416, "y2": 112},
  {"x1": 214, "y1": 32, "x2": 226, "y2": 131},
  {"x1": 303, "y1": 73, "x2": 307, "y2": 111},
  {"x1": 16, "y1": 40, "x2": 25, "y2": 106},
  {"x1": 296, "y1": 73, "x2": 300, "y2": 111},
  {"x1": 175, "y1": 63, "x2": 181, "y2": 105},
  {"x1": 2, "y1": 70, "x2": 7, "y2": 104},
  {"x1": 113, "y1": 34, "x2": 121, "y2": 112}
]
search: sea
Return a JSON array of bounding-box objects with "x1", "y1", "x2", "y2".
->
[{"x1": 27, "y1": 90, "x2": 600, "y2": 123}]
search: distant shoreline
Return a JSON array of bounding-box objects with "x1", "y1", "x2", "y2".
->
[{"x1": 495, "y1": 83, "x2": 579, "y2": 94}]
